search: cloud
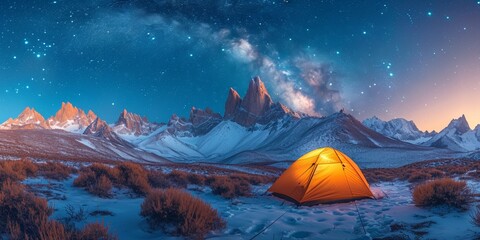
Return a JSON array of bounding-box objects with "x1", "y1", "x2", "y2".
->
[
  {"x1": 76, "y1": 3, "x2": 344, "y2": 116},
  {"x1": 294, "y1": 56, "x2": 343, "y2": 114},
  {"x1": 223, "y1": 37, "x2": 344, "y2": 116},
  {"x1": 230, "y1": 39, "x2": 257, "y2": 62}
]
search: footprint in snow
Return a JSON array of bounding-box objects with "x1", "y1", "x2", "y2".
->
[{"x1": 332, "y1": 211, "x2": 343, "y2": 216}]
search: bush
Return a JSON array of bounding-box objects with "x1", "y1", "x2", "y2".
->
[
  {"x1": 187, "y1": 173, "x2": 206, "y2": 186},
  {"x1": 413, "y1": 178, "x2": 472, "y2": 210},
  {"x1": 115, "y1": 162, "x2": 150, "y2": 195},
  {"x1": 89, "y1": 163, "x2": 119, "y2": 181},
  {"x1": 38, "y1": 220, "x2": 71, "y2": 240},
  {"x1": 407, "y1": 172, "x2": 432, "y2": 183},
  {"x1": 37, "y1": 162, "x2": 74, "y2": 180},
  {"x1": 167, "y1": 170, "x2": 189, "y2": 188},
  {"x1": 77, "y1": 222, "x2": 117, "y2": 240},
  {"x1": 141, "y1": 188, "x2": 225, "y2": 239},
  {"x1": 89, "y1": 175, "x2": 113, "y2": 198},
  {"x1": 0, "y1": 180, "x2": 53, "y2": 239},
  {"x1": 74, "y1": 163, "x2": 145, "y2": 197},
  {"x1": 147, "y1": 170, "x2": 171, "y2": 189},
  {"x1": 230, "y1": 173, "x2": 274, "y2": 185},
  {"x1": 0, "y1": 159, "x2": 38, "y2": 183},
  {"x1": 209, "y1": 176, "x2": 251, "y2": 199}
]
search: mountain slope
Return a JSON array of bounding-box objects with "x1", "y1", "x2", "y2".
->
[
  {"x1": 363, "y1": 116, "x2": 434, "y2": 143},
  {"x1": 138, "y1": 110, "x2": 423, "y2": 164},
  {"x1": 0, "y1": 129, "x2": 167, "y2": 163},
  {"x1": 424, "y1": 115, "x2": 480, "y2": 152}
]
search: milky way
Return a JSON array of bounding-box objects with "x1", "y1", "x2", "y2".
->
[{"x1": 1, "y1": 0, "x2": 479, "y2": 130}]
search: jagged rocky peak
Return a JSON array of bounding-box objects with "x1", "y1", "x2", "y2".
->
[
  {"x1": 241, "y1": 76, "x2": 273, "y2": 116},
  {"x1": 447, "y1": 114, "x2": 471, "y2": 134},
  {"x1": 189, "y1": 107, "x2": 222, "y2": 136},
  {"x1": 114, "y1": 109, "x2": 158, "y2": 136},
  {"x1": 48, "y1": 102, "x2": 97, "y2": 130},
  {"x1": 224, "y1": 76, "x2": 302, "y2": 127},
  {"x1": 0, "y1": 107, "x2": 50, "y2": 130},
  {"x1": 83, "y1": 117, "x2": 109, "y2": 135},
  {"x1": 224, "y1": 88, "x2": 242, "y2": 119},
  {"x1": 189, "y1": 107, "x2": 222, "y2": 125},
  {"x1": 84, "y1": 117, "x2": 127, "y2": 145}
]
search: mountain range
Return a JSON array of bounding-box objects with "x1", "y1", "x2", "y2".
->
[{"x1": 0, "y1": 77, "x2": 477, "y2": 166}]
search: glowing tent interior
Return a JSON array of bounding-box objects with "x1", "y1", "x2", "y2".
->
[{"x1": 268, "y1": 147, "x2": 374, "y2": 205}]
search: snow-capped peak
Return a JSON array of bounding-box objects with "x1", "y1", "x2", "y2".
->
[
  {"x1": 113, "y1": 109, "x2": 159, "y2": 136},
  {"x1": 224, "y1": 76, "x2": 302, "y2": 127},
  {"x1": 47, "y1": 102, "x2": 97, "y2": 133},
  {"x1": 424, "y1": 114, "x2": 479, "y2": 152},
  {"x1": 362, "y1": 116, "x2": 428, "y2": 142},
  {"x1": 446, "y1": 114, "x2": 471, "y2": 135},
  {"x1": 0, "y1": 107, "x2": 50, "y2": 130}
]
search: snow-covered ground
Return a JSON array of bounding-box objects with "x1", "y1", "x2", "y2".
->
[{"x1": 23, "y1": 176, "x2": 480, "y2": 240}]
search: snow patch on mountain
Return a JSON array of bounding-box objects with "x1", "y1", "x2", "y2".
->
[
  {"x1": 424, "y1": 115, "x2": 480, "y2": 152},
  {"x1": 363, "y1": 116, "x2": 434, "y2": 143}
]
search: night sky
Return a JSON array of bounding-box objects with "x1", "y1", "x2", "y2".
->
[{"x1": 1, "y1": 0, "x2": 479, "y2": 131}]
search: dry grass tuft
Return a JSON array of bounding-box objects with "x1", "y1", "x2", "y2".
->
[
  {"x1": 208, "y1": 175, "x2": 251, "y2": 199},
  {"x1": 37, "y1": 162, "x2": 74, "y2": 180},
  {"x1": 412, "y1": 178, "x2": 472, "y2": 210},
  {"x1": 77, "y1": 222, "x2": 117, "y2": 240},
  {"x1": 141, "y1": 188, "x2": 225, "y2": 239}
]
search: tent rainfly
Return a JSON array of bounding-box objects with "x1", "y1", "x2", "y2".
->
[{"x1": 268, "y1": 147, "x2": 374, "y2": 205}]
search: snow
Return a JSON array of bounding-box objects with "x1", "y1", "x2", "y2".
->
[
  {"x1": 404, "y1": 136, "x2": 432, "y2": 144},
  {"x1": 135, "y1": 116, "x2": 435, "y2": 166},
  {"x1": 76, "y1": 138, "x2": 96, "y2": 150},
  {"x1": 22, "y1": 176, "x2": 480, "y2": 240},
  {"x1": 108, "y1": 145, "x2": 136, "y2": 160},
  {"x1": 424, "y1": 121, "x2": 480, "y2": 152}
]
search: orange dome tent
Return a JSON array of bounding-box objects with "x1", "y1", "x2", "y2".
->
[{"x1": 268, "y1": 147, "x2": 374, "y2": 205}]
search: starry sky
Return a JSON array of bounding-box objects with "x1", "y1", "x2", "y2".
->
[{"x1": 1, "y1": 0, "x2": 479, "y2": 131}]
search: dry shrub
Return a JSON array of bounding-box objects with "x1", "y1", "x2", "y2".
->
[
  {"x1": 77, "y1": 222, "x2": 117, "y2": 240},
  {"x1": 37, "y1": 162, "x2": 74, "y2": 180},
  {"x1": 407, "y1": 172, "x2": 432, "y2": 183},
  {"x1": 363, "y1": 168, "x2": 398, "y2": 183},
  {"x1": 115, "y1": 162, "x2": 151, "y2": 195},
  {"x1": 445, "y1": 165, "x2": 469, "y2": 175},
  {"x1": 89, "y1": 163, "x2": 119, "y2": 181},
  {"x1": 413, "y1": 178, "x2": 472, "y2": 210},
  {"x1": 140, "y1": 188, "x2": 225, "y2": 239},
  {"x1": 147, "y1": 170, "x2": 171, "y2": 188},
  {"x1": 187, "y1": 173, "x2": 206, "y2": 186},
  {"x1": 427, "y1": 169, "x2": 445, "y2": 178},
  {"x1": 0, "y1": 159, "x2": 38, "y2": 183},
  {"x1": 89, "y1": 175, "x2": 113, "y2": 198},
  {"x1": 230, "y1": 173, "x2": 274, "y2": 185},
  {"x1": 74, "y1": 163, "x2": 146, "y2": 197},
  {"x1": 0, "y1": 180, "x2": 54, "y2": 239},
  {"x1": 38, "y1": 220, "x2": 71, "y2": 240},
  {"x1": 0, "y1": 178, "x2": 116, "y2": 239},
  {"x1": 167, "y1": 170, "x2": 189, "y2": 188},
  {"x1": 73, "y1": 170, "x2": 96, "y2": 188},
  {"x1": 208, "y1": 175, "x2": 251, "y2": 199}
]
